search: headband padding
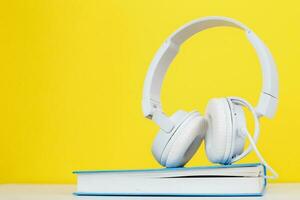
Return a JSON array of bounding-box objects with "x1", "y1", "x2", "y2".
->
[{"x1": 205, "y1": 98, "x2": 233, "y2": 164}]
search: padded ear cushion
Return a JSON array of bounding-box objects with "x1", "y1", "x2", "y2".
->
[
  {"x1": 152, "y1": 110, "x2": 190, "y2": 166},
  {"x1": 162, "y1": 112, "x2": 207, "y2": 167},
  {"x1": 204, "y1": 98, "x2": 233, "y2": 164}
]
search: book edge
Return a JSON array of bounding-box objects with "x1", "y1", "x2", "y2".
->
[
  {"x1": 73, "y1": 164, "x2": 267, "y2": 197},
  {"x1": 73, "y1": 192, "x2": 264, "y2": 197},
  {"x1": 73, "y1": 163, "x2": 262, "y2": 174}
]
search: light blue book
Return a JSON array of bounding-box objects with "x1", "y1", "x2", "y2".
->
[{"x1": 73, "y1": 163, "x2": 266, "y2": 197}]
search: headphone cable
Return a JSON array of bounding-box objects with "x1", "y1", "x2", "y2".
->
[{"x1": 229, "y1": 97, "x2": 278, "y2": 179}]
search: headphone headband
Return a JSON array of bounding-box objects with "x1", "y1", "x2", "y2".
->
[{"x1": 142, "y1": 16, "x2": 278, "y2": 131}]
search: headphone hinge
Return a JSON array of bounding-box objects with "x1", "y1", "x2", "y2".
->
[{"x1": 152, "y1": 110, "x2": 174, "y2": 133}]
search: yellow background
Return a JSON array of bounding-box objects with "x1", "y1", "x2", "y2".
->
[{"x1": 1, "y1": 0, "x2": 299, "y2": 183}]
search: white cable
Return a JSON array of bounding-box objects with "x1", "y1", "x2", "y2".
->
[
  {"x1": 243, "y1": 128, "x2": 278, "y2": 179},
  {"x1": 229, "y1": 97, "x2": 260, "y2": 163},
  {"x1": 228, "y1": 97, "x2": 278, "y2": 179}
]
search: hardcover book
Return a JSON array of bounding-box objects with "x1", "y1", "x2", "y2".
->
[{"x1": 73, "y1": 163, "x2": 266, "y2": 197}]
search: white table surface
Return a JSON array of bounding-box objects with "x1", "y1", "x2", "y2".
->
[{"x1": 0, "y1": 184, "x2": 299, "y2": 200}]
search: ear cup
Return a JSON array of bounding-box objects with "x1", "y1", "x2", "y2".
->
[
  {"x1": 152, "y1": 111, "x2": 206, "y2": 167},
  {"x1": 204, "y1": 98, "x2": 233, "y2": 164},
  {"x1": 164, "y1": 112, "x2": 206, "y2": 167},
  {"x1": 151, "y1": 110, "x2": 191, "y2": 165}
]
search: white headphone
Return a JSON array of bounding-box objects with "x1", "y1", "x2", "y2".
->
[{"x1": 142, "y1": 16, "x2": 279, "y2": 176}]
